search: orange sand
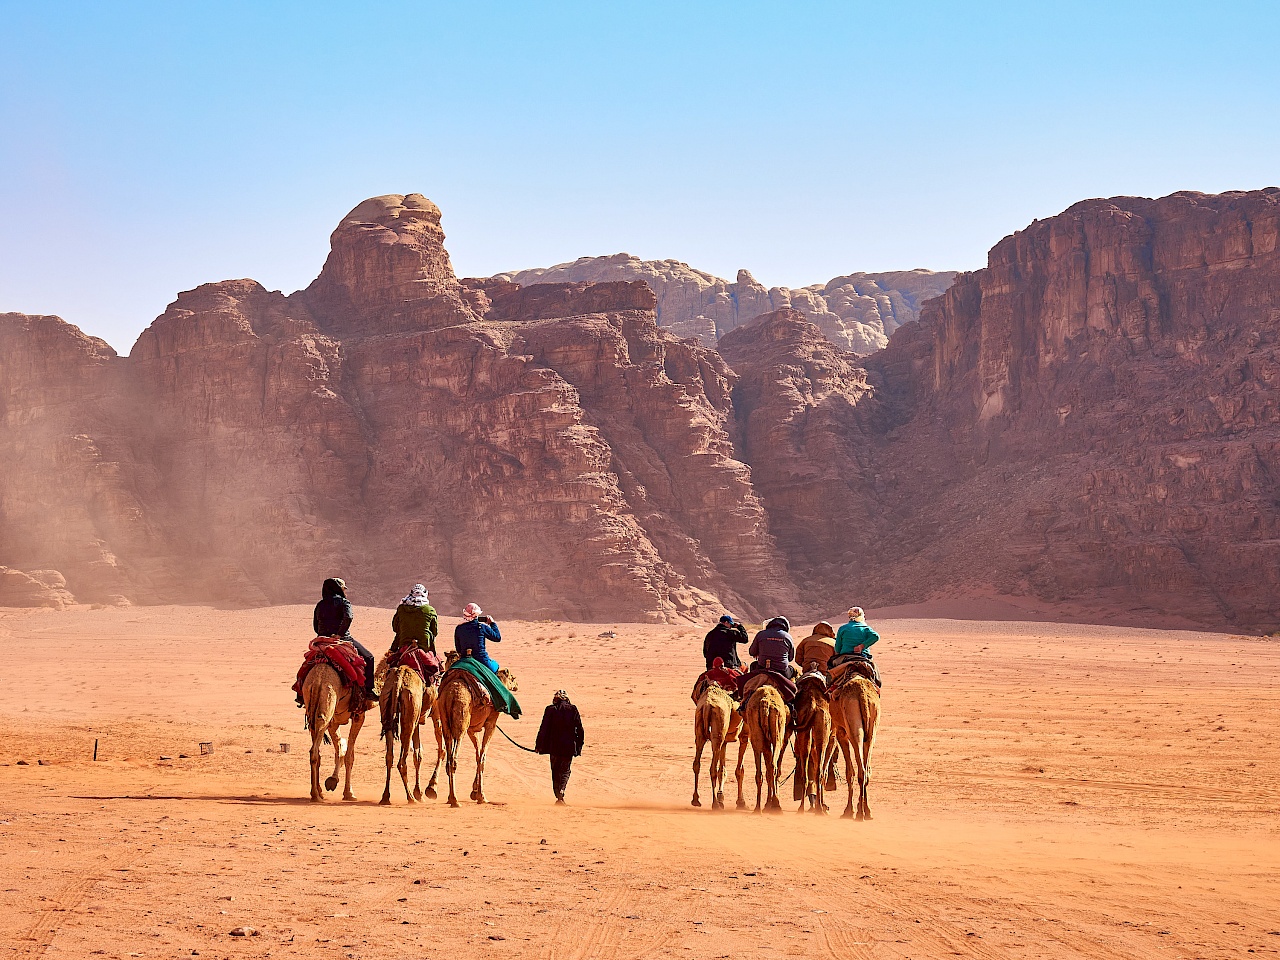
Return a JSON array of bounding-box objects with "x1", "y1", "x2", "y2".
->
[{"x1": 2, "y1": 605, "x2": 1278, "y2": 959}]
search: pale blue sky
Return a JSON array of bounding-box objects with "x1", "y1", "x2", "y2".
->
[{"x1": 2, "y1": 1, "x2": 1277, "y2": 350}]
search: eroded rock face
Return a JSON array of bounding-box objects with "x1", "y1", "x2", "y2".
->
[
  {"x1": 867, "y1": 189, "x2": 1280, "y2": 628},
  {"x1": 4, "y1": 189, "x2": 1278, "y2": 630},
  {"x1": 497, "y1": 255, "x2": 955, "y2": 353}
]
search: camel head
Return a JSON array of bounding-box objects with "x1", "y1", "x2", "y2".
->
[
  {"x1": 497, "y1": 668, "x2": 518, "y2": 692},
  {"x1": 443, "y1": 650, "x2": 460, "y2": 667}
]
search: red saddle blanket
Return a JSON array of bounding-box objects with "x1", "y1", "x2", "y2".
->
[
  {"x1": 390, "y1": 646, "x2": 442, "y2": 685},
  {"x1": 292, "y1": 637, "x2": 366, "y2": 697},
  {"x1": 691, "y1": 664, "x2": 744, "y2": 703}
]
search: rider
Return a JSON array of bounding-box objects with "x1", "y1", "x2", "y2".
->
[
  {"x1": 795, "y1": 621, "x2": 837, "y2": 675},
  {"x1": 832, "y1": 606, "x2": 881, "y2": 686},
  {"x1": 703, "y1": 613, "x2": 748, "y2": 671},
  {"x1": 391, "y1": 583, "x2": 439, "y2": 654},
  {"x1": 453, "y1": 602, "x2": 502, "y2": 672},
  {"x1": 749, "y1": 616, "x2": 797, "y2": 679},
  {"x1": 312, "y1": 577, "x2": 378, "y2": 701}
]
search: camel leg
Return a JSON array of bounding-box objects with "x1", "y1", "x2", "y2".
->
[
  {"x1": 380, "y1": 724, "x2": 394, "y2": 805},
  {"x1": 792, "y1": 729, "x2": 809, "y2": 812},
  {"x1": 837, "y1": 731, "x2": 856, "y2": 819},
  {"x1": 342, "y1": 712, "x2": 364, "y2": 801},
  {"x1": 692, "y1": 728, "x2": 706, "y2": 807},
  {"x1": 397, "y1": 719, "x2": 414, "y2": 804},
  {"x1": 324, "y1": 724, "x2": 343, "y2": 793},
  {"x1": 309, "y1": 728, "x2": 325, "y2": 802},
  {"x1": 411, "y1": 723, "x2": 424, "y2": 801},
  {"x1": 444, "y1": 731, "x2": 460, "y2": 808},
  {"x1": 764, "y1": 741, "x2": 782, "y2": 813},
  {"x1": 471, "y1": 720, "x2": 496, "y2": 803},
  {"x1": 859, "y1": 718, "x2": 877, "y2": 820},
  {"x1": 711, "y1": 736, "x2": 727, "y2": 810},
  {"x1": 425, "y1": 715, "x2": 443, "y2": 800},
  {"x1": 825, "y1": 732, "x2": 839, "y2": 792},
  {"x1": 735, "y1": 731, "x2": 750, "y2": 810},
  {"x1": 753, "y1": 745, "x2": 764, "y2": 813}
]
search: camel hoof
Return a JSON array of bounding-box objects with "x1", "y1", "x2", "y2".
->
[
  {"x1": 736, "y1": 800, "x2": 747, "y2": 810},
  {"x1": 843, "y1": 809, "x2": 855, "y2": 819},
  {"x1": 342, "y1": 795, "x2": 357, "y2": 802},
  {"x1": 712, "y1": 799, "x2": 724, "y2": 811},
  {"x1": 310, "y1": 795, "x2": 324, "y2": 803},
  {"x1": 825, "y1": 776, "x2": 837, "y2": 791},
  {"x1": 691, "y1": 797, "x2": 701, "y2": 807},
  {"x1": 424, "y1": 787, "x2": 437, "y2": 800},
  {"x1": 448, "y1": 799, "x2": 459, "y2": 808},
  {"x1": 413, "y1": 788, "x2": 423, "y2": 801},
  {"x1": 379, "y1": 796, "x2": 391, "y2": 806},
  {"x1": 324, "y1": 775, "x2": 339, "y2": 791}
]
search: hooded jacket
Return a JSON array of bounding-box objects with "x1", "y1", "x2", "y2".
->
[
  {"x1": 749, "y1": 617, "x2": 796, "y2": 671},
  {"x1": 795, "y1": 621, "x2": 837, "y2": 672},
  {"x1": 313, "y1": 578, "x2": 354, "y2": 639}
]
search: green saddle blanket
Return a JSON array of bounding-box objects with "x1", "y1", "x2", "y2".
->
[{"x1": 448, "y1": 658, "x2": 521, "y2": 719}]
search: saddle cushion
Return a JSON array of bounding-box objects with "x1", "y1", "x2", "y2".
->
[
  {"x1": 829, "y1": 654, "x2": 880, "y2": 691},
  {"x1": 444, "y1": 658, "x2": 522, "y2": 719},
  {"x1": 292, "y1": 637, "x2": 367, "y2": 698},
  {"x1": 391, "y1": 646, "x2": 443, "y2": 685},
  {"x1": 740, "y1": 667, "x2": 798, "y2": 703},
  {"x1": 691, "y1": 665, "x2": 743, "y2": 702}
]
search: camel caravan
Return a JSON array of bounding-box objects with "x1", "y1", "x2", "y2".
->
[
  {"x1": 292, "y1": 578, "x2": 879, "y2": 819},
  {"x1": 692, "y1": 611, "x2": 881, "y2": 818}
]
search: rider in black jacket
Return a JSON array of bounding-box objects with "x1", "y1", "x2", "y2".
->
[
  {"x1": 703, "y1": 614, "x2": 749, "y2": 670},
  {"x1": 312, "y1": 577, "x2": 377, "y2": 700}
]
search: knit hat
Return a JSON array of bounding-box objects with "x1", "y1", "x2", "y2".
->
[
  {"x1": 462, "y1": 602, "x2": 482, "y2": 620},
  {"x1": 848, "y1": 606, "x2": 865, "y2": 622}
]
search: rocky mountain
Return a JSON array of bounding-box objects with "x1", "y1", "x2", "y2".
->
[
  {"x1": 2, "y1": 188, "x2": 1277, "y2": 630},
  {"x1": 495, "y1": 255, "x2": 955, "y2": 354}
]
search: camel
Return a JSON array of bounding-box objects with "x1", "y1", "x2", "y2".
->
[
  {"x1": 734, "y1": 680, "x2": 788, "y2": 813},
  {"x1": 830, "y1": 673, "x2": 880, "y2": 819},
  {"x1": 378, "y1": 661, "x2": 444, "y2": 805},
  {"x1": 301, "y1": 663, "x2": 368, "y2": 802},
  {"x1": 691, "y1": 683, "x2": 735, "y2": 809},
  {"x1": 436, "y1": 660, "x2": 519, "y2": 807},
  {"x1": 792, "y1": 672, "x2": 835, "y2": 814}
]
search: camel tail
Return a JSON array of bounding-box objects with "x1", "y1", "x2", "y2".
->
[{"x1": 381, "y1": 667, "x2": 402, "y2": 741}]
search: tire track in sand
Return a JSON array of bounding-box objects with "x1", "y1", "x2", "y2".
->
[
  {"x1": 15, "y1": 856, "x2": 129, "y2": 957},
  {"x1": 540, "y1": 880, "x2": 678, "y2": 960}
]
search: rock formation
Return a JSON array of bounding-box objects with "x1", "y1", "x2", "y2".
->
[
  {"x1": 496, "y1": 255, "x2": 955, "y2": 353},
  {"x1": 2, "y1": 188, "x2": 1278, "y2": 630}
]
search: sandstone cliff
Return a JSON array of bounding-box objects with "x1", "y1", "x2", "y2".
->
[
  {"x1": 3, "y1": 189, "x2": 1278, "y2": 631},
  {"x1": 496, "y1": 255, "x2": 955, "y2": 353}
]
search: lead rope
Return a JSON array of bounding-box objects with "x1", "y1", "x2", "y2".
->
[{"x1": 496, "y1": 725, "x2": 538, "y2": 753}]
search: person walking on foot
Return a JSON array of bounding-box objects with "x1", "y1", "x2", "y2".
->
[{"x1": 535, "y1": 689, "x2": 584, "y2": 804}]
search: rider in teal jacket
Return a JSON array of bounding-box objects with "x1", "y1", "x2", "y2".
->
[{"x1": 834, "y1": 607, "x2": 879, "y2": 656}]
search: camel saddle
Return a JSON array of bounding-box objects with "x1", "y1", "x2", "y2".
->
[
  {"x1": 829, "y1": 655, "x2": 881, "y2": 692},
  {"x1": 691, "y1": 664, "x2": 743, "y2": 703},
  {"x1": 293, "y1": 637, "x2": 366, "y2": 692},
  {"x1": 740, "y1": 665, "x2": 797, "y2": 703},
  {"x1": 389, "y1": 645, "x2": 442, "y2": 686}
]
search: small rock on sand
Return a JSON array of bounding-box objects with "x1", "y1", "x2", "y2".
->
[{"x1": 228, "y1": 926, "x2": 258, "y2": 937}]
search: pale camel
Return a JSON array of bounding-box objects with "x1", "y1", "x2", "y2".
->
[
  {"x1": 734, "y1": 680, "x2": 788, "y2": 813},
  {"x1": 437, "y1": 663, "x2": 519, "y2": 807},
  {"x1": 830, "y1": 674, "x2": 880, "y2": 819},
  {"x1": 378, "y1": 663, "x2": 443, "y2": 805},
  {"x1": 691, "y1": 683, "x2": 735, "y2": 810},
  {"x1": 792, "y1": 673, "x2": 835, "y2": 814},
  {"x1": 301, "y1": 663, "x2": 368, "y2": 802}
]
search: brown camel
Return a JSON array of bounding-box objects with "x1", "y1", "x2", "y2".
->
[
  {"x1": 436, "y1": 662, "x2": 519, "y2": 807},
  {"x1": 301, "y1": 663, "x2": 368, "y2": 802},
  {"x1": 378, "y1": 662, "x2": 443, "y2": 805},
  {"x1": 830, "y1": 674, "x2": 880, "y2": 819},
  {"x1": 792, "y1": 672, "x2": 835, "y2": 814},
  {"x1": 735, "y1": 680, "x2": 788, "y2": 813},
  {"x1": 691, "y1": 683, "x2": 735, "y2": 810}
]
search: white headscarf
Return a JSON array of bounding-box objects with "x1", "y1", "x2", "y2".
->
[
  {"x1": 402, "y1": 584, "x2": 430, "y2": 607},
  {"x1": 462, "y1": 602, "x2": 482, "y2": 621}
]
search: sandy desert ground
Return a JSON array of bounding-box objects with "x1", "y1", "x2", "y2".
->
[{"x1": 2, "y1": 604, "x2": 1278, "y2": 959}]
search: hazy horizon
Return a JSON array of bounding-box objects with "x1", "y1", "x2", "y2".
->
[{"x1": 3, "y1": 1, "x2": 1278, "y2": 351}]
